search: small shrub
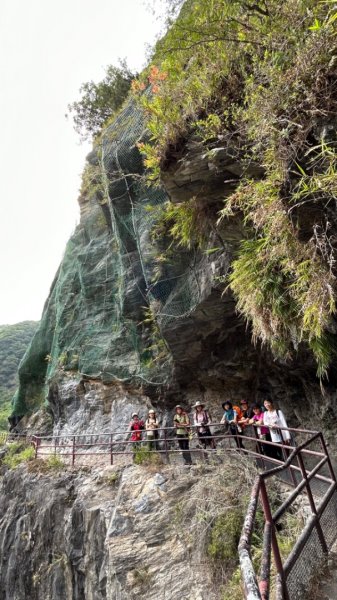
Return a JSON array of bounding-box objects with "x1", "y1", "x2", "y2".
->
[
  {"x1": 207, "y1": 508, "x2": 243, "y2": 563},
  {"x1": 133, "y1": 446, "x2": 162, "y2": 467},
  {"x1": 5, "y1": 440, "x2": 23, "y2": 453},
  {"x1": 3, "y1": 443, "x2": 35, "y2": 469},
  {"x1": 103, "y1": 471, "x2": 120, "y2": 486},
  {"x1": 223, "y1": 567, "x2": 244, "y2": 600},
  {"x1": 151, "y1": 199, "x2": 209, "y2": 250},
  {"x1": 277, "y1": 511, "x2": 305, "y2": 560},
  {"x1": 46, "y1": 454, "x2": 64, "y2": 471},
  {"x1": 0, "y1": 431, "x2": 8, "y2": 446},
  {"x1": 132, "y1": 567, "x2": 152, "y2": 588}
]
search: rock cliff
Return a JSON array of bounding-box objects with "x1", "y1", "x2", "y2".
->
[
  {"x1": 0, "y1": 456, "x2": 254, "y2": 600},
  {"x1": 11, "y1": 96, "x2": 336, "y2": 441},
  {"x1": 2, "y1": 2, "x2": 337, "y2": 598}
]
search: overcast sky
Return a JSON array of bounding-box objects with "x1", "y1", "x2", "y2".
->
[{"x1": 0, "y1": 0, "x2": 165, "y2": 325}]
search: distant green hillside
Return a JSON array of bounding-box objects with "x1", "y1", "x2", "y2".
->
[{"x1": 0, "y1": 321, "x2": 38, "y2": 429}]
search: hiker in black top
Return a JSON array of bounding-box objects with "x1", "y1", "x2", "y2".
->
[{"x1": 237, "y1": 399, "x2": 255, "y2": 438}]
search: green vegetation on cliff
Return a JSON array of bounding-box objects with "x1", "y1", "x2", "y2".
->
[
  {"x1": 132, "y1": 0, "x2": 337, "y2": 376},
  {"x1": 67, "y1": 60, "x2": 135, "y2": 140},
  {"x1": 0, "y1": 321, "x2": 37, "y2": 428}
]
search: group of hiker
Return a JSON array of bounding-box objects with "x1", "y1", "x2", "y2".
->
[{"x1": 127, "y1": 398, "x2": 291, "y2": 465}]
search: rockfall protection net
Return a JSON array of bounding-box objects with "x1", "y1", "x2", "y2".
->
[
  {"x1": 98, "y1": 98, "x2": 204, "y2": 329},
  {"x1": 13, "y1": 96, "x2": 208, "y2": 412}
]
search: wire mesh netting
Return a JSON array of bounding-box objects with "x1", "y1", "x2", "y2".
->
[
  {"x1": 13, "y1": 97, "x2": 211, "y2": 414},
  {"x1": 281, "y1": 492, "x2": 337, "y2": 599},
  {"x1": 284, "y1": 527, "x2": 324, "y2": 600},
  {"x1": 320, "y1": 490, "x2": 337, "y2": 549}
]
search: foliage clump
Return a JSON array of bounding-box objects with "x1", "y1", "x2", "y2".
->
[
  {"x1": 0, "y1": 321, "x2": 37, "y2": 429},
  {"x1": 45, "y1": 454, "x2": 65, "y2": 471},
  {"x1": 67, "y1": 60, "x2": 135, "y2": 140},
  {"x1": 133, "y1": 445, "x2": 162, "y2": 467},
  {"x1": 150, "y1": 198, "x2": 210, "y2": 250},
  {"x1": 207, "y1": 508, "x2": 243, "y2": 562},
  {"x1": 131, "y1": 0, "x2": 337, "y2": 375},
  {"x1": 1, "y1": 442, "x2": 35, "y2": 469}
]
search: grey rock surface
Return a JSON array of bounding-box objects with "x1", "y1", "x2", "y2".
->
[{"x1": 0, "y1": 460, "x2": 245, "y2": 600}]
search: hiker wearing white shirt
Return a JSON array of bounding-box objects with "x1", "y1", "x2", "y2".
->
[{"x1": 262, "y1": 400, "x2": 291, "y2": 444}]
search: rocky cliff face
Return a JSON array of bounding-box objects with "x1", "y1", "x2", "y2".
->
[
  {"x1": 3, "y1": 3, "x2": 337, "y2": 599},
  {"x1": 11, "y1": 97, "x2": 336, "y2": 443},
  {"x1": 0, "y1": 456, "x2": 252, "y2": 600},
  {"x1": 2, "y1": 42, "x2": 337, "y2": 600}
]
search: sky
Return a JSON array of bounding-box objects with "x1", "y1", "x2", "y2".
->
[{"x1": 0, "y1": 0, "x2": 166, "y2": 325}]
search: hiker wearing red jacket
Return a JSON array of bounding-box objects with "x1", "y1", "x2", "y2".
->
[{"x1": 127, "y1": 413, "x2": 145, "y2": 455}]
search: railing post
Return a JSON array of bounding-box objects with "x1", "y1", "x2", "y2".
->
[
  {"x1": 72, "y1": 436, "x2": 76, "y2": 466},
  {"x1": 164, "y1": 428, "x2": 170, "y2": 464},
  {"x1": 279, "y1": 429, "x2": 297, "y2": 487},
  {"x1": 253, "y1": 426, "x2": 266, "y2": 471},
  {"x1": 319, "y1": 433, "x2": 337, "y2": 483},
  {"x1": 110, "y1": 434, "x2": 113, "y2": 465},
  {"x1": 259, "y1": 522, "x2": 272, "y2": 600},
  {"x1": 234, "y1": 426, "x2": 240, "y2": 453},
  {"x1": 32, "y1": 435, "x2": 39, "y2": 458},
  {"x1": 297, "y1": 451, "x2": 328, "y2": 554},
  {"x1": 259, "y1": 479, "x2": 289, "y2": 600}
]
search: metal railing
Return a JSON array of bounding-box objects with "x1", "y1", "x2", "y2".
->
[
  {"x1": 238, "y1": 429, "x2": 337, "y2": 600},
  {"x1": 31, "y1": 423, "x2": 245, "y2": 465},
  {"x1": 29, "y1": 423, "x2": 309, "y2": 467},
  {"x1": 4, "y1": 422, "x2": 335, "y2": 599}
]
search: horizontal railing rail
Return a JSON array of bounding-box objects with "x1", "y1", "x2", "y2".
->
[{"x1": 28, "y1": 423, "x2": 317, "y2": 468}]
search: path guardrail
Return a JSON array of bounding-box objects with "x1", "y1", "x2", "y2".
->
[
  {"x1": 238, "y1": 430, "x2": 337, "y2": 600},
  {"x1": 3, "y1": 422, "x2": 335, "y2": 599},
  {"x1": 29, "y1": 423, "x2": 305, "y2": 467}
]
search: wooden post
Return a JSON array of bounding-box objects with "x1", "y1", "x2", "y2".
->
[{"x1": 110, "y1": 434, "x2": 113, "y2": 466}]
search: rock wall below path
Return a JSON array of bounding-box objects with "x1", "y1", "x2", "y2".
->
[{"x1": 0, "y1": 457, "x2": 252, "y2": 600}]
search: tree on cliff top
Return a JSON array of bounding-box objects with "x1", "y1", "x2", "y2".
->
[{"x1": 67, "y1": 59, "x2": 135, "y2": 140}]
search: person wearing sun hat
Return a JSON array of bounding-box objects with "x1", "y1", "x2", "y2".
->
[
  {"x1": 126, "y1": 412, "x2": 145, "y2": 458},
  {"x1": 173, "y1": 405, "x2": 192, "y2": 465},
  {"x1": 193, "y1": 400, "x2": 215, "y2": 449},
  {"x1": 221, "y1": 401, "x2": 244, "y2": 449},
  {"x1": 145, "y1": 408, "x2": 159, "y2": 451}
]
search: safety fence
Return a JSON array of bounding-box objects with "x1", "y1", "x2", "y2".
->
[
  {"x1": 239, "y1": 430, "x2": 337, "y2": 600},
  {"x1": 30, "y1": 423, "x2": 302, "y2": 467},
  {"x1": 4, "y1": 423, "x2": 336, "y2": 599}
]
